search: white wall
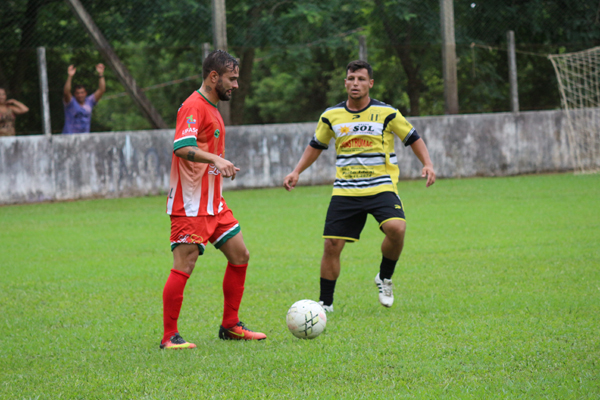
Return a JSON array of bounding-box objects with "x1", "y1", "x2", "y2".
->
[{"x1": 0, "y1": 110, "x2": 575, "y2": 205}]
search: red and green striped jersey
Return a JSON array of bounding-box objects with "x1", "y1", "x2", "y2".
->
[{"x1": 167, "y1": 91, "x2": 227, "y2": 216}]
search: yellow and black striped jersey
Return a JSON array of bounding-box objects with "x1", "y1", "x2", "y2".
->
[{"x1": 310, "y1": 99, "x2": 420, "y2": 197}]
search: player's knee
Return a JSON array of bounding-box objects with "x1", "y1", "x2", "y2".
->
[
  {"x1": 323, "y1": 238, "x2": 344, "y2": 256},
  {"x1": 383, "y1": 220, "x2": 406, "y2": 239},
  {"x1": 387, "y1": 229, "x2": 405, "y2": 244},
  {"x1": 394, "y1": 225, "x2": 406, "y2": 238},
  {"x1": 240, "y1": 248, "x2": 250, "y2": 264},
  {"x1": 230, "y1": 247, "x2": 250, "y2": 265}
]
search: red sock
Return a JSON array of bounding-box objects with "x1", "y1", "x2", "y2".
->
[
  {"x1": 162, "y1": 269, "x2": 190, "y2": 344},
  {"x1": 222, "y1": 262, "x2": 248, "y2": 329}
]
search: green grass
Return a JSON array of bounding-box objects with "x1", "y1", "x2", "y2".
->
[{"x1": 1, "y1": 173, "x2": 599, "y2": 399}]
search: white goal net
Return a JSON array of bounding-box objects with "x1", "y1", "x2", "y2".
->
[{"x1": 549, "y1": 47, "x2": 600, "y2": 172}]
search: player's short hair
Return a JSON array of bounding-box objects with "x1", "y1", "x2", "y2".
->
[
  {"x1": 203, "y1": 50, "x2": 239, "y2": 80},
  {"x1": 347, "y1": 60, "x2": 373, "y2": 79},
  {"x1": 73, "y1": 85, "x2": 86, "y2": 92}
]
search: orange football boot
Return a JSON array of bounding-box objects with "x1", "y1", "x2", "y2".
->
[
  {"x1": 160, "y1": 333, "x2": 197, "y2": 349},
  {"x1": 218, "y1": 321, "x2": 267, "y2": 340}
]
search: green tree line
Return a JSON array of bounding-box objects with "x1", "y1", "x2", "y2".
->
[{"x1": 1, "y1": 0, "x2": 599, "y2": 134}]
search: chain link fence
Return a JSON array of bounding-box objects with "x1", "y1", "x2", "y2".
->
[{"x1": 1, "y1": 0, "x2": 599, "y2": 134}]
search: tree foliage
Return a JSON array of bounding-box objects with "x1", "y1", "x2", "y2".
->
[{"x1": 0, "y1": 0, "x2": 599, "y2": 134}]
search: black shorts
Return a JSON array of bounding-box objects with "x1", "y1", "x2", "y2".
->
[{"x1": 323, "y1": 192, "x2": 405, "y2": 242}]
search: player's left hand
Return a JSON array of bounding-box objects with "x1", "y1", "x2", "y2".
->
[
  {"x1": 422, "y1": 165, "x2": 436, "y2": 187},
  {"x1": 96, "y1": 63, "x2": 105, "y2": 75}
]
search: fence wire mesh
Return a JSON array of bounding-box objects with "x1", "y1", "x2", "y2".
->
[{"x1": 1, "y1": 0, "x2": 599, "y2": 134}]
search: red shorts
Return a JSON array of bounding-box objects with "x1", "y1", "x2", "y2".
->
[{"x1": 170, "y1": 205, "x2": 240, "y2": 255}]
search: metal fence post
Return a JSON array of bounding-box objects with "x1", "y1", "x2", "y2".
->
[
  {"x1": 36, "y1": 47, "x2": 52, "y2": 137},
  {"x1": 440, "y1": 0, "x2": 459, "y2": 115},
  {"x1": 507, "y1": 30, "x2": 520, "y2": 113},
  {"x1": 203, "y1": 43, "x2": 211, "y2": 61},
  {"x1": 212, "y1": 0, "x2": 231, "y2": 125},
  {"x1": 359, "y1": 35, "x2": 368, "y2": 62}
]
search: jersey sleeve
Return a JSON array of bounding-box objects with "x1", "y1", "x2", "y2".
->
[
  {"x1": 63, "y1": 96, "x2": 75, "y2": 108},
  {"x1": 309, "y1": 114, "x2": 335, "y2": 150},
  {"x1": 86, "y1": 94, "x2": 97, "y2": 107},
  {"x1": 386, "y1": 111, "x2": 420, "y2": 147},
  {"x1": 173, "y1": 104, "x2": 200, "y2": 151}
]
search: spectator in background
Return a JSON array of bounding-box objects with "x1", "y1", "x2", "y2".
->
[
  {"x1": 0, "y1": 87, "x2": 29, "y2": 137},
  {"x1": 62, "y1": 63, "x2": 106, "y2": 134}
]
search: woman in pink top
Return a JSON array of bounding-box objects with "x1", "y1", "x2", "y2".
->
[{"x1": 0, "y1": 87, "x2": 29, "y2": 137}]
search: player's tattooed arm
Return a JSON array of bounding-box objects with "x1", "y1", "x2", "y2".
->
[{"x1": 175, "y1": 146, "x2": 217, "y2": 164}]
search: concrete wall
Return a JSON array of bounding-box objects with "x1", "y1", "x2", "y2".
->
[{"x1": 0, "y1": 109, "x2": 573, "y2": 205}]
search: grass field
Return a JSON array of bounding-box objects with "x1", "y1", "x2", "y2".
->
[{"x1": 1, "y1": 173, "x2": 599, "y2": 399}]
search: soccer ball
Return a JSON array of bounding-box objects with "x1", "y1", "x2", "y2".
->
[{"x1": 286, "y1": 299, "x2": 327, "y2": 339}]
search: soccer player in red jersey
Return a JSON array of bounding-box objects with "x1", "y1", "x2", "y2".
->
[{"x1": 160, "y1": 50, "x2": 266, "y2": 349}]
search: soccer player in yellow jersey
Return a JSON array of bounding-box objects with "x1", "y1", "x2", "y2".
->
[{"x1": 283, "y1": 60, "x2": 435, "y2": 312}]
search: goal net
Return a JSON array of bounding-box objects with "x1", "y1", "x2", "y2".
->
[{"x1": 549, "y1": 47, "x2": 600, "y2": 172}]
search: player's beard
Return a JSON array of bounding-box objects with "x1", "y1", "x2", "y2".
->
[
  {"x1": 349, "y1": 92, "x2": 364, "y2": 101},
  {"x1": 216, "y1": 78, "x2": 232, "y2": 101},
  {"x1": 348, "y1": 88, "x2": 367, "y2": 101}
]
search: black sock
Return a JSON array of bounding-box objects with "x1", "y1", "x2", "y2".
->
[
  {"x1": 379, "y1": 256, "x2": 397, "y2": 281},
  {"x1": 319, "y1": 277, "x2": 336, "y2": 306}
]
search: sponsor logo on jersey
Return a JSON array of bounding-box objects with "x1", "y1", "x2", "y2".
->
[
  {"x1": 186, "y1": 115, "x2": 197, "y2": 128},
  {"x1": 339, "y1": 126, "x2": 350, "y2": 135},
  {"x1": 214, "y1": 129, "x2": 220, "y2": 138},
  {"x1": 353, "y1": 124, "x2": 375, "y2": 132},
  {"x1": 182, "y1": 127, "x2": 198, "y2": 135},
  {"x1": 208, "y1": 164, "x2": 221, "y2": 176},
  {"x1": 395, "y1": 204, "x2": 402, "y2": 210},
  {"x1": 352, "y1": 114, "x2": 360, "y2": 119},
  {"x1": 340, "y1": 138, "x2": 373, "y2": 148},
  {"x1": 208, "y1": 154, "x2": 224, "y2": 176}
]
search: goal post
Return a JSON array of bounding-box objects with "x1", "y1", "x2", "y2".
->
[{"x1": 549, "y1": 47, "x2": 600, "y2": 172}]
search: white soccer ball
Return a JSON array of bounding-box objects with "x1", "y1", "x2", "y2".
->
[{"x1": 286, "y1": 299, "x2": 327, "y2": 339}]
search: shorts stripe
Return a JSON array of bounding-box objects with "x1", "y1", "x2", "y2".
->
[
  {"x1": 171, "y1": 242, "x2": 206, "y2": 254},
  {"x1": 213, "y1": 224, "x2": 240, "y2": 249},
  {"x1": 378, "y1": 217, "x2": 405, "y2": 228},
  {"x1": 323, "y1": 235, "x2": 358, "y2": 242}
]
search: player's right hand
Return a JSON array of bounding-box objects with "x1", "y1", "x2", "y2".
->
[
  {"x1": 67, "y1": 65, "x2": 76, "y2": 77},
  {"x1": 283, "y1": 172, "x2": 299, "y2": 191}
]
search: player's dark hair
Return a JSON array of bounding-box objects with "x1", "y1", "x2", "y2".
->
[
  {"x1": 203, "y1": 50, "x2": 239, "y2": 80},
  {"x1": 73, "y1": 84, "x2": 86, "y2": 92},
  {"x1": 347, "y1": 60, "x2": 373, "y2": 79}
]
